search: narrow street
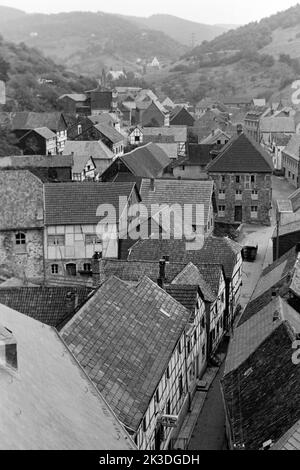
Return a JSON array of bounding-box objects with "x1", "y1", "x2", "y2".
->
[{"x1": 187, "y1": 175, "x2": 296, "y2": 450}]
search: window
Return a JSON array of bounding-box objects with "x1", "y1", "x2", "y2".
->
[
  {"x1": 251, "y1": 206, "x2": 258, "y2": 219},
  {"x1": 142, "y1": 417, "x2": 147, "y2": 432},
  {"x1": 83, "y1": 263, "x2": 91, "y2": 272},
  {"x1": 218, "y1": 205, "x2": 225, "y2": 216},
  {"x1": 15, "y1": 232, "x2": 26, "y2": 245},
  {"x1": 51, "y1": 264, "x2": 59, "y2": 274},
  {"x1": 181, "y1": 165, "x2": 185, "y2": 170},
  {"x1": 235, "y1": 175, "x2": 240, "y2": 183},
  {"x1": 77, "y1": 124, "x2": 82, "y2": 135},
  {"x1": 155, "y1": 389, "x2": 160, "y2": 403},
  {"x1": 218, "y1": 189, "x2": 225, "y2": 199},
  {"x1": 202, "y1": 344, "x2": 206, "y2": 358},
  {"x1": 85, "y1": 234, "x2": 102, "y2": 245},
  {"x1": 221, "y1": 292, "x2": 224, "y2": 303},
  {"x1": 135, "y1": 135, "x2": 140, "y2": 142},
  {"x1": 250, "y1": 175, "x2": 256, "y2": 183},
  {"x1": 166, "y1": 366, "x2": 170, "y2": 380},
  {"x1": 178, "y1": 375, "x2": 183, "y2": 398},
  {"x1": 251, "y1": 189, "x2": 258, "y2": 199},
  {"x1": 166, "y1": 400, "x2": 171, "y2": 415},
  {"x1": 251, "y1": 206, "x2": 258, "y2": 212},
  {"x1": 235, "y1": 189, "x2": 242, "y2": 200},
  {"x1": 187, "y1": 339, "x2": 191, "y2": 354},
  {"x1": 201, "y1": 316, "x2": 205, "y2": 330},
  {"x1": 48, "y1": 235, "x2": 65, "y2": 246},
  {"x1": 220, "y1": 175, "x2": 226, "y2": 182},
  {"x1": 178, "y1": 340, "x2": 182, "y2": 355},
  {"x1": 194, "y1": 329, "x2": 197, "y2": 343}
]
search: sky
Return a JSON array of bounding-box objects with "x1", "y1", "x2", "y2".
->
[{"x1": 1, "y1": 0, "x2": 300, "y2": 25}]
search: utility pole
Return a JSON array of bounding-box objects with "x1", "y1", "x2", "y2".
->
[{"x1": 275, "y1": 201, "x2": 280, "y2": 260}]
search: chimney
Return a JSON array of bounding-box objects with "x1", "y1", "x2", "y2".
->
[
  {"x1": 157, "y1": 259, "x2": 166, "y2": 289},
  {"x1": 0, "y1": 325, "x2": 18, "y2": 371},
  {"x1": 150, "y1": 178, "x2": 155, "y2": 191},
  {"x1": 237, "y1": 124, "x2": 243, "y2": 135},
  {"x1": 91, "y1": 251, "x2": 103, "y2": 286}
]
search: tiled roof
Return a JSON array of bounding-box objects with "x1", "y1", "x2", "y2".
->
[
  {"x1": 225, "y1": 297, "x2": 300, "y2": 376},
  {"x1": 0, "y1": 286, "x2": 92, "y2": 329},
  {"x1": 141, "y1": 126, "x2": 187, "y2": 142},
  {"x1": 61, "y1": 275, "x2": 191, "y2": 431},
  {"x1": 44, "y1": 182, "x2": 136, "y2": 225},
  {"x1": 120, "y1": 143, "x2": 170, "y2": 178},
  {"x1": 128, "y1": 236, "x2": 241, "y2": 279},
  {"x1": 282, "y1": 134, "x2": 300, "y2": 161},
  {"x1": 171, "y1": 262, "x2": 216, "y2": 302},
  {"x1": 0, "y1": 303, "x2": 135, "y2": 450},
  {"x1": 0, "y1": 155, "x2": 73, "y2": 169},
  {"x1": 156, "y1": 143, "x2": 178, "y2": 157},
  {"x1": 272, "y1": 419, "x2": 300, "y2": 450},
  {"x1": 222, "y1": 96, "x2": 253, "y2": 105},
  {"x1": 63, "y1": 140, "x2": 114, "y2": 160},
  {"x1": 94, "y1": 123, "x2": 124, "y2": 144},
  {"x1": 222, "y1": 303, "x2": 300, "y2": 450},
  {"x1": 207, "y1": 132, "x2": 273, "y2": 173},
  {"x1": 272, "y1": 219, "x2": 300, "y2": 237},
  {"x1": 140, "y1": 178, "x2": 214, "y2": 227},
  {"x1": 200, "y1": 129, "x2": 230, "y2": 145},
  {"x1": 28, "y1": 127, "x2": 56, "y2": 139},
  {"x1": 165, "y1": 285, "x2": 199, "y2": 312},
  {"x1": 238, "y1": 247, "x2": 299, "y2": 326},
  {"x1": 260, "y1": 117, "x2": 295, "y2": 133},
  {"x1": 11, "y1": 112, "x2": 65, "y2": 131}
]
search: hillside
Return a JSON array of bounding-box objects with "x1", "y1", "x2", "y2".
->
[
  {"x1": 124, "y1": 14, "x2": 233, "y2": 47},
  {"x1": 145, "y1": 5, "x2": 300, "y2": 105},
  {"x1": 0, "y1": 35, "x2": 97, "y2": 112},
  {"x1": 0, "y1": 9, "x2": 187, "y2": 75}
]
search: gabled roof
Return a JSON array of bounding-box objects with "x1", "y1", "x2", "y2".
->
[
  {"x1": 140, "y1": 126, "x2": 187, "y2": 142},
  {"x1": 20, "y1": 127, "x2": 56, "y2": 140},
  {"x1": 200, "y1": 128, "x2": 230, "y2": 145},
  {"x1": 58, "y1": 93, "x2": 87, "y2": 102},
  {"x1": 0, "y1": 154, "x2": 73, "y2": 169},
  {"x1": 282, "y1": 134, "x2": 300, "y2": 161},
  {"x1": 0, "y1": 286, "x2": 92, "y2": 329},
  {"x1": 171, "y1": 262, "x2": 216, "y2": 302},
  {"x1": 0, "y1": 303, "x2": 135, "y2": 450},
  {"x1": 128, "y1": 236, "x2": 241, "y2": 279},
  {"x1": 94, "y1": 123, "x2": 124, "y2": 144},
  {"x1": 63, "y1": 140, "x2": 114, "y2": 160},
  {"x1": 61, "y1": 275, "x2": 191, "y2": 431},
  {"x1": 140, "y1": 178, "x2": 214, "y2": 227},
  {"x1": 222, "y1": 298, "x2": 300, "y2": 450},
  {"x1": 165, "y1": 285, "x2": 199, "y2": 312},
  {"x1": 260, "y1": 117, "x2": 295, "y2": 133},
  {"x1": 272, "y1": 219, "x2": 300, "y2": 238},
  {"x1": 119, "y1": 143, "x2": 170, "y2": 178},
  {"x1": 169, "y1": 107, "x2": 195, "y2": 126},
  {"x1": 207, "y1": 132, "x2": 273, "y2": 173},
  {"x1": 44, "y1": 182, "x2": 137, "y2": 225},
  {"x1": 11, "y1": 112, "x2": 66, "y2": 131},
  {"x1": 272, "y1": 419, "x2": 300, "y2": 450}
]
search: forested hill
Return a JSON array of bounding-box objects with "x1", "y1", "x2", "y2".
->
[{"x1": 0, "y1": 35, "x2": 97, "y2": 112}]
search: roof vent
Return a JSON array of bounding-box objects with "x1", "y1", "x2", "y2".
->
[
  {"x1": 0, "y1": 325, "x2": 18, "y2": 371},
  {"x1": 243, "y1": 367, "x2": 253, "y2": 377},
  {"x1": 273, "y1": 310, "x2": 280, "y2": 322}
]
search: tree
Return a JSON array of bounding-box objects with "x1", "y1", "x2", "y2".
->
[{"x1": 0, "y1": 126, "x2": 22, "y2": 157}]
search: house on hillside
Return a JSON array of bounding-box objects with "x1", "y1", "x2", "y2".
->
[
  {"x1": 74, "y1": 122, "x2": 125, "y2": 157},
  {"x1": 17, "y1": 127, "x2": 57, "y2": 155},
  {"x1": 207, "y1": 131, "x2": 273, "y2": 225},
  {"x1": 140, "y1": 101, "x2": 170, "y2": 128},
  {"x1": 170, "y1": 144, "x2": 214, "y2": 179},
  {"x1": 222, "y1": 96, "x2": 253, "y2": 109},
  {"x1": 58, "y1": 94, "x2": 90, "y2": 116},
  {"x1": 85, "y1": 86, "x2": 118, "y2": 115},
  {"x1": 169, "y1": 107, "x2": 195, "y2": 127},
  {"x1": 62, "y1": 140, "x2": 114, "y2": 180},
  {"x1": 11, "y1": 112, "x2": 68, "y2": 153},
  {"x1": 129, "y1": 126, "x2": 187, "y2": 156},
  {"x1": 244, "y1": 110, "x2": 264, "y2": 142},
  {"x1": 200, "y1": 129, "x2": 230, "y2": 146}
]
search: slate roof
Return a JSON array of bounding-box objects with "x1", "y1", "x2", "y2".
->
[
  {"x1": 94, "y1": 123, "x2": 124, "y2": 144},
  {"x1": 260, "y1": 117, "x2": 295, "y2": 133},
  {"x1": 222, "y1": 300, "x2": 300, "y2": 450},
  {"x1": 156, "y1": 143, "x2": 178, "y2": 158},
  {"x1": 63, "y1": 140, "x2": 114, "y2": 160},
  {"x1": 207, "y1": 132, "x2": 273, "y2": 173},
  {"x1": 21, "y1": 127, "x2": 56, "y2": 140},
  {"x1": 225, "y1": 297, "x2": 300, "y2": 376},
  {"x1": 44, "y1": 182, "x2": 136, "y2": 225},
  {"x1": 165, "y1": 285, "x2": 199, "y2": 312},
  {"x1": 61, "y1": 275, "x2": 191, "y2": 431},
  {"x1": 0, "y1": 303, "x2": 135, "y2": 450},
  {"x1": 140, "y1": 178, "x2": 214, "y2": 227},
  {"x1": 0, "y1": 286, "x2": 93, "y2": 329},
  {"x1": 128, "y1": 236, "x2": 241, "y2": 279},
  {"x1": 11, "y1": 112, "x2": 65, "y2": 131},
  {"x1": 272, "y1": 420, "x2": 300, "y2": 450},
  {"x1": 119, "y1": 143, "x2": 170, "y2": 178},
  {"x1": 140, "y1": 126, "x2": 187, "y2": 142},
  {"x1": 282, "y1": 134, "x2": 300, "y2": 161},
  {"x1": 238, "y1": 247, "x2": 299, "y2": 326},
  {"x1": 171, "y1": 262, "x2": 216, "y2": 302}
]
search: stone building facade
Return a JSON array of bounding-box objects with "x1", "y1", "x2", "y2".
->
[{"x1": 0, "y1": 170, "x2": 44, "y2": 281}]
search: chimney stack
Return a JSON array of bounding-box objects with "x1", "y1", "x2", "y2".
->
[
  {"x1": 150, "y1": 178, "x2": 155, "y2": 191},
  {"x1": 237, "y1": 124, "x2": 243, "y2": 135},
  {"x1": 157, "y1": 259, "x2": 166, "y2": 289},
  {"x1": 92, "y1": 251, "x2": 103, "y2": 286}
]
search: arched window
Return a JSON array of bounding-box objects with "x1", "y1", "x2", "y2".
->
[
  {"x1": 15, "y1": 232, "x2": 26, "y2": 245},
  {"x1": 51, "y1": 264, "x2": 59, "y2": 274}
]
